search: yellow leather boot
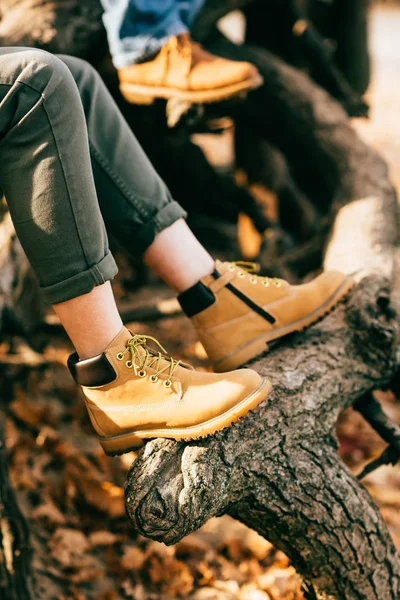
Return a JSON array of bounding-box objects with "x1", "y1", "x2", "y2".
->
[
  {"x1": 68, "y1": 327, "x2": 271, "y2": 455},
  {"x1": 178, "y1": 261, "x2": 354, "y2": 372},
  {"x1": 118, "y1": 33, "x2": 262, "y2": 105}
]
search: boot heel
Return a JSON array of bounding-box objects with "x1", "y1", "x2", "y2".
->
[{"x1": 120, "y1": 84, "x2": 155, "y2": 105}]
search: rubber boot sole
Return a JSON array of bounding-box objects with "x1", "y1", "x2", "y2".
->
[
  {"x1": 99, "y1": 377, "x2": 272, "y2": 456},
  {"x1": 119, "y1": 74, "x2": 263, "y2": 105},
  {"x1": 213, "y1": 276, "x2": 355, "y2": 373}
]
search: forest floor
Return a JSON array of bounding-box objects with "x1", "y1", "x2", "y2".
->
[{"x1": 2, "y1": 5, "x2": 400, "y2": 600}]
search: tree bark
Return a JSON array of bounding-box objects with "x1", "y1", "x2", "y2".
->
[
  {"x1": 0, "y1": 420, "x2": 33, "y2": 600},
  {"x1": 125, "y1": 201, "x2": 400, "y2": 599},
  {"x1": 123, "y1": 56, "x2": 400, "y2": 600}
]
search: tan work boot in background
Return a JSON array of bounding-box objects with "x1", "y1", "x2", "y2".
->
[
  {"x1": 178, "y1": 261, "x2": 354, "y2": 372},
  {"x1": 68, "y1": 327, "x2": 272, "y2": 455},
  {"x1": 118, "y1": 33, "x2": 262, "y2": 104}
]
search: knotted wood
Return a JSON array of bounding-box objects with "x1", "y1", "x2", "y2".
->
[
  {"x1": 125, "y1": 209, "x2": 400, "y2": 599},
  {"x1": 123, "y1": 51, "x2": 400, "y2": 600}
]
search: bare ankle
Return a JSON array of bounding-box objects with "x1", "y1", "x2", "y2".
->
[{"x1": 52, "y1": 282, "x2": 123, "y2": 360}]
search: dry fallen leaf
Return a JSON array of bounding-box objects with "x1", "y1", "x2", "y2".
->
[
  {"x1": 191, "y1": 587, "x2": 236, "y2": 600},
  {"x1": 32, "y1": 498, "x2": 66, "y2": 526},
  {"x1": 147, "y1": 553, "x2": 194, "y2": 597},
  {"x1": 240, "y1": 586, "x2": 272, "y2": 600},
  {"x1": 89, "y1": 531, "x2": 122, "y2": 547},
  {"x1": 256, "y1": 566, "x2": 302, "y2": 599},
  {"x1": 121, "y1": 546, "x2": 146, "y2": 571}
]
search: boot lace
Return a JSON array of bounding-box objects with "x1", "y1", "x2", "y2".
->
[
  {"x1": 116, "y1": 334, "x2": 181, "y2": 387},
  {"x1": 227, "y1": 261, "x2": 282, "y2": 287}
]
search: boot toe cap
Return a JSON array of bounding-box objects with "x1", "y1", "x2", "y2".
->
[
  {"x1": 191, "y1": 59, "x2": 261, "y2": 90},
  {"x1": 232, "y1": 367, "x2": 264, "y2": 393},
  {"x1": 316, "y1": 270, "x2": 353, "y2": 298}
]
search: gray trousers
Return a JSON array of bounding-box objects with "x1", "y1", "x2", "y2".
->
[{"x1": 0, "y1": 48, "x2": 186, "y2": 304}]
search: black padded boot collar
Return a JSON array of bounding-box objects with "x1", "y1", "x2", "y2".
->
[
  {"x1": 177, "y1": 281, "x2": 216, "y2": 318},
  {"x1": 67, "y1": 352, "x2": 117, "y2": 387}
]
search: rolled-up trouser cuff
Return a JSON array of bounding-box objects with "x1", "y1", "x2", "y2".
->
[
  {"x1": 40, "y1": 251, "x2": 119, "y2": 305},
  {"x1": 133, "y1": 200, "x2": 187, "y2": 255}
]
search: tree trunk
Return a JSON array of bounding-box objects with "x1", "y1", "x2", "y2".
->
[
  {"x1": 125, "y1": 201, "x2": 400, "y2": 599},
  {"x1": 123, "y1": 50, "x2": 400, "y2": 600}
]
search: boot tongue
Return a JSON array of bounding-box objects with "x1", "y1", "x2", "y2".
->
[
  {"x1": 215, "y1": 260, "x2": 259, "y2": 275},
  {"x1": 214, "y1": 259, "x2": 231, "y2": 275},
  {"x1": 105, "y1": 328, "x2": 149, "y2": 362},
  {"x1": 106, "y1": 327, "x2": 192, "y2": 376}
]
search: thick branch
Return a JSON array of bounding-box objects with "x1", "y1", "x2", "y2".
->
[
  {"x1": 126, "y1": 272, "x2": 400, "y2": 598},
  {"x1": 125, "y1": 54, "x2": 400, "y2": 600}
]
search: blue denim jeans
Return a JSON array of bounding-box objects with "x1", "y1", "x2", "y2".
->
[{"x1": 100, "y1": 0, "x2": 205, "y2": 68}]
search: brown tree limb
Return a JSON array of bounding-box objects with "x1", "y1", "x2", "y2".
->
[
  {"x1": 124, "y1": 60, "x2": 400, "y2": 600},
  {"x1": 125, "y1": 272, "x2": 400, "y2": 599},
  {"x1": 354, "y1": 393, "x2": 400, "y2": 480},
  {"x1": 0, "y1": 419, "x2": 33, "y2": 600},
  {"x1": 0, "y1": 205, "x2": 40, "y2": 598}
]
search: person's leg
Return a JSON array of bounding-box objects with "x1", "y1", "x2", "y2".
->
[
  {"x1": 54, "y1": 283, "x2": 122, "y2": 359},
  {"x1": 61, "y1": 54, "x2": 213, "y2": 292},
  {"x1": 0, "y1": 47, "x2": 122, "y2": 358},
  {"x1": 61, "y1": 54, "x2": 353, "y2": 374},
  {"x1": 60, "y1": 54, "x2": 189, "y2": 259},
  {"x1": 143, "y1": 219, "x2": 214, "y2": 292},
  {"x1": 0, "y1": 49, "x2": 207, "y2": 353},
  {"x1": 179, "y1": 0, "x2": 206, "y2": 29},
  {"x1": 99, "y1": 0, "x2": 228, "y2": 67},
  {"x1": 0, "y1": 48, "x2": 270, "y2": 454}
]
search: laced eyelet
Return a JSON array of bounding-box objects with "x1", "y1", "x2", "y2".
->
[
  {"x1": 263, "y1": 280, "x2": 270, "y2": 287},
  {"x1": 274, "y1": 280, "x2": 282, "y2": 287},
  {"x1": 150, "y1": 375, "x2": 158, "y2": 383},
  {"x1": 238, "y1": 272, "x2": 246, "y2": 278},
  {"x1": 228, "y1": 265, "x2": 235, "y2": 272},
  {"x1": 116, "y1": 352, "x2": 124, "y2": 360},
  {"x1": 125, "y1": 360, "x2": 133, "y2": 369},
  {"x1": 163, "y1": 380, "x2": 172, "y2": 388},
  {"x1": 138, "y1": 370, "x2": 147, "y2": 378},
  {"x1": 250, "y1": 277, "x2": 258, "y2": 284}
]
